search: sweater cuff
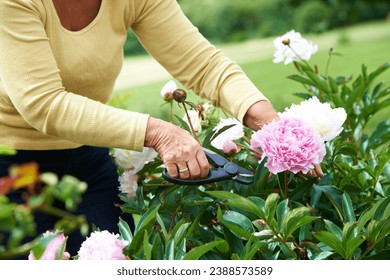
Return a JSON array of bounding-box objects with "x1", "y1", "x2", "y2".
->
[{"x1": 127, "y1": 112, "x2": 150, "y2": 151}]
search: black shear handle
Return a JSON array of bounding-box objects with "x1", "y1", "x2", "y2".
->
[{"x1": 162, "y1": 168, "x2": 232, "y2": 186}]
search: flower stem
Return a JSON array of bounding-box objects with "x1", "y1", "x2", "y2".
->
[
  {"x1": 284, "y1": 172, "x2": 289, "y2": 199},
  {"x1": 182, "y1": 102, "x2": 200, "y2": 143},
  {"x1": 0, "y1": 240, "x2": 36, "y2": 259},
  {"x1": 235, "y1": 142, "x2": 262, "y2": 157},
  {"x1": 169, "y1": 102, "x2": 173, "y2": 123},
  {"x1": 324, "y1": 48, "x2": 333, "y2": 77}
]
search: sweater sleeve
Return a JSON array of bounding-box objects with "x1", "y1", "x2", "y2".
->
[
  {"x1": 0, "y1": 0, "x2": 148, "y2": 151},
  {"x1": 131, "y1": 0, "x2": 269, "y2": 122}
]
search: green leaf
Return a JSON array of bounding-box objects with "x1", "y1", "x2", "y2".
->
[
  {"x1": 366, "y1": 219, "x2": 390, "y2": 244},
  {"x1": 183, "y1": 240, "x2": 224, "y2": 260},
  {"x1": 203, "y1": 124, "x2": 236, "y2": 147},
  {"x1": 134, "y1": 204, "x2": 160, "y2": 234},
  {"x1": 357, "y1": 197, "x2": 390, "y2": 232},
  {"x1": 130, "y1": 205, "x2": 161, "y2": 255},
  {"x1": 373, "y1": 196, "x2": 390, "y2": 220},
  {"x1": 174, "y1": 114, "x2": 191, "y2": 133},
  {"x1": 311, "y1": 251, "x2": 334, "y2": 260},
  {"x1": 243, "y1": 240, "x2": 267, "y2": 260},
  {"x1": 0, "y1": 145, "x2": 17, "y2": 156},
  {"x1": 220, "y1": 210, "x2": 254, "y2": 240},
  {"x1": 143, "y1": 230, "x2": 151, "y2": 260},
  {"x1": 314, "y1": 231, "x2": 345, "y2": 258},
  {"x1": 165, "y1": 239, "x2": 175, "y2": 260},
  {"x1": 265, "y1": 193, "x2": 280, "y2": 223},
  {"x1": 324, "y1": 220, "x2": 342, "y2": 240},
  {"x1": 173, "y1": 222, "x2": 191, "y2": 247},
  {"x1": 254, "y1": 158, "x2": 271, "y2": 193},
  {"x1": 341, "y1": 222, "x2": 358, "y2": 248},
  {"x1": 118, "y1": 217, "x2": 133, "y2": 244},
  {"x1": 181, "y1": 195, "x2": 214, "y2": 206},
  {"x1": 345, "y1": 236, "x2": 365, "y2": 260},
  {"x1": 31, "y1": 233, "x2": 57, "y2": 260},
  {"x1": 341, "y1": 193, "x2": 356, "y2": 222},
  {"x1": 151, "y1": 234, "x2": 164, "y2": 260},
  {"x1": 368, "y1": 62, "x2": 389, "y2": 82},
  {"x1": 176, "y1": 239, "x2": 187, "y2": 260},
  {"x1": 288, "y1": 74, "x2": 316, "y2": 87},
  {"x1": 328, "y1": 76, "x2": 339, "y2": 93},
  {"x1": 281, "y1": 207, "x2": 319, "y2": 238},
  {"x1": 276, "y1": 199, "x2": 289, "y2": 229},
  {"x1": 206, "y1": 191, "x2": 265, "y2": 218},
  {"x1": 292, "y1": 92, "x2": 313, "y2": 100},
  {"x1": 306, "y1": 71, "x2": 330, "y2": 94},
  {"x1": 155, "y1": 213, "x2": 168, "y2": 239},
  {"x1": 313, "y1": 185, "x2": 343, "y2": 218},
  {"x1": 368, "y1": 120, "x2": 390, "y2": 150}
]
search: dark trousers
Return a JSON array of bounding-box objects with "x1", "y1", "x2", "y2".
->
[{"x1": 0, "y1": 146, "x2": 134, "y2": 258}]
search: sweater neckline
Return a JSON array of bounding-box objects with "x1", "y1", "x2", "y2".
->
[{"x1": 49, "y1": 0, "x2": 105, "y2": 35}]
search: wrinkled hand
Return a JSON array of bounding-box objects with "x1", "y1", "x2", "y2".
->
[
  {"x1": 243, "y1": 100, "x2": 280, "y2": 131},
  {"x1": 243, "y1": 100, "x2": 324, "y2": 178},
  {"x1": 144, "y1": 117, "x2": 209, "y2": 180}
]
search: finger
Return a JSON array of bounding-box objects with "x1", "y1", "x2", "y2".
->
[
  {"x1": 177, "y1": 163, "x2": 190, "y2": 180},
  {"x1": 166, "y1": 162, "x2": 179, "y2": 178},
  {"x1": 187, "y1": 158, "x2": 201, "y2": 180},
  {"x1": 314, "y1": 164, "x2": 324, "y2": 177},
  {"x1": 196, "y1": 149, "x2": 210, "y2": 178}
]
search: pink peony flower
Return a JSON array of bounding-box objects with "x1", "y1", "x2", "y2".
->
[
  {"x1": 222, "y1": 140, "x2": 239, "y2": 155},
  {"x1": 77, "y1": 230, "x2": 128, "y2": 260},
  {"x1": 28, "y1": 231, "x2": 70, "y2": 260},
  {"x1": 251, "y1": 118, "x2": 326, "y2": 174}
]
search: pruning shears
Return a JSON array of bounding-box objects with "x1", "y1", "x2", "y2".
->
[{"x1": 162, "y1": 148, "x2": 254, "y2": 185}]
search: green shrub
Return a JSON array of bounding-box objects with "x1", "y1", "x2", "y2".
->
[{"x1": 293, "y1": 1, "x2": 331, "y2": 33}]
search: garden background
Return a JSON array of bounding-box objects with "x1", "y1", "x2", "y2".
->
[{"x1": 113, "y1": 0, "x2": 389, "y2": 133}]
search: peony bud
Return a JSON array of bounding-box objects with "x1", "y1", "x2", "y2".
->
[
  {"x1": 282, "y1": 38, "x2": 290, "y2": 45},
  {"x1": 173, "y1": 88, "x2": 187, "y2": 103},
  {"x1": 222, "y1": 140, "x2": 239, "y2": 155},
  {"x1": 160, "y1": 80, "x2": 177, "y2": 102}
]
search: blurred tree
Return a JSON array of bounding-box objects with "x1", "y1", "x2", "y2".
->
[{"x1": 124, "y1": 0, "x2": 389, "y2": 56}]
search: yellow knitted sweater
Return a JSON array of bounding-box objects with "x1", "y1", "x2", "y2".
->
[{"x1": 0, "y1": 0, "x2": 267, "y2": 151}]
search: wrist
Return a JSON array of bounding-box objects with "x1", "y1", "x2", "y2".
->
[
  {"x1": 243, "y1": 100, "x2": 279, "y2": 131},
  {"x1": 144, "y1": 117, "x2": 163, "y2": 148}
]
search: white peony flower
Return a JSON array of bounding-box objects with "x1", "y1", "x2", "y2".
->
[
  {"x1": 279, "y1": 96, "x2": 347, "y2": 141},
  {"x1": 160, "y1": 80, "x2": 177, "y2": 101},
  {"x1": 273, "y1": 30, "x2": 318, "y2": 65},
  {"x1": 211, "y1": 118, "x2": 244, "y2": 150},
  {"x1": 183, "y1": 109, "x2": 202, "y2": 132},
  {"x1": 113, "y1": 147, "x2": 158, "y2": 172},
  {"x1": 118, "y1": 170, "x2": 138, "y2": 199}
]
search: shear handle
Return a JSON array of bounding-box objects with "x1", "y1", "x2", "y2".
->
[{"x1": 162, "y1": 168, "x2": 233, "y2": 186}]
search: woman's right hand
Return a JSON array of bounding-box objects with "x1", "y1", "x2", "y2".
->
[{"x1": 144, "y1": 117, "x2": 209, "y2": 180}]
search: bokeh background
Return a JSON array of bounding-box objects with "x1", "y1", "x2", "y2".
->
[{"x1": 111, "y1": 0, "x2": 390, "y2": 125}]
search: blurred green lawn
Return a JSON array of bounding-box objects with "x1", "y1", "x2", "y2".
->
[{"x1": 110, "y1": 20, "x2": 390, "y2": 127}]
